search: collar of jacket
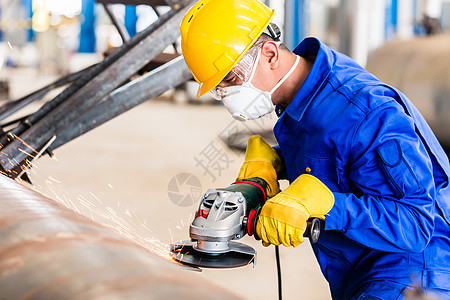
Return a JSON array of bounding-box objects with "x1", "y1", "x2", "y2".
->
[{"x1": 282, "y1": 37, "x2": 335, "y2": 122}]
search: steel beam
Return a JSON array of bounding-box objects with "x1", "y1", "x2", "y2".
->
[
  {"x1": 0, "y1": 65, "x2": 94, "y2": 122},
  {"x1": 7, "y1": 0, "x2": 188, "y2": 139},
  {"x1": 0, "y1": 0, "x2": 194, "y2": 175},
  {"x1": 52, "y1": 56, "x2": 192, "y2": 150},
  {"x1": 102, "y1": 3, "x2": 130, "y2": 43},
  {"x1": 0, "y1": 8, "x2": 172, "y2": 148},
  {"x1": 0, "y1": 175, "x2": 239, "y2": 299}
]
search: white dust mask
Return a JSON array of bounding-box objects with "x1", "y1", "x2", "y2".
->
[{"x1": 220, "y1": 48, "x2": 300, "y2": 121}]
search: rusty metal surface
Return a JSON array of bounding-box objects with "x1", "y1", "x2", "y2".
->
[{"x1": 0, "y1": 174, "x2": 241, "y2": 299}]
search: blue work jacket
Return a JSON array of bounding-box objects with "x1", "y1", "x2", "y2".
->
[{"x1": 273, "y1": 38, "x2": 450, "y2": 299}]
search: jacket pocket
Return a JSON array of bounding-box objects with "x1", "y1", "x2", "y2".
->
[
  {"x1": 376, "y1": 139, "x2": 421, "y2": 199},
  {"x1": 297, "y1": 154, "x2": 338, "y2": 182}
]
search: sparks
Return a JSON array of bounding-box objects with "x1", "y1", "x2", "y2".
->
[
  {"x1": 31, "y1": 177, "x2": 174, "y2": 262},
  {"x1": 90, "y1": 192, "x2": 103, "y2": 205},
  {"x1": 48, "y1": 177, "x2": 61, "y2": 183},
  {"x1": 17, "y1": 148, "x2": 35, "y2": 159},
  {"x1": 9, "y1": 133, "x2": 39, "y2": 155}
]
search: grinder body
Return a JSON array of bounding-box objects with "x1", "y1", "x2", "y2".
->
[
  {"x1": 189, "y1": 178, "x2": 267, "y2": 254},
  {"x1": 170, "y1": 178, "x2": 322, "y2": 269}
]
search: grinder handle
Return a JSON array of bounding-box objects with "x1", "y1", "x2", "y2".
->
[
  {"x1": 304, "y1": 217, "x2": 323, "y2": 244},
  {"x1": 249, "y1": 208, "x2": 323, "y2": 244}
]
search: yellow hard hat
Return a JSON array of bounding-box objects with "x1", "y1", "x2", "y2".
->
[{"x1": 180, "y1": 0, "x2": 275, "y2": 99}]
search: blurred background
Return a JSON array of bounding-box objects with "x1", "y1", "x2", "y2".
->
[{"x1": 0, "y1": 0, "x2": 449, "y2": 299}]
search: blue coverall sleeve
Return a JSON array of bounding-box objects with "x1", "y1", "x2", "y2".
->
[
  {"x1": 325, "y1": 99, "x2": 436, "y2": 253},
  {"x1": 273, "y1": 145, "x2": 288, "y2": 180}
]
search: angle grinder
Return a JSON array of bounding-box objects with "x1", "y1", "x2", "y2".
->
[{"x1": 170, "y1": 178, "x2": 322, "y2": 269}]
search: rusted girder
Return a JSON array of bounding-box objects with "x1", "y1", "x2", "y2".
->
[
  {"x1": 52, "y1": 56, "x2": 192, "y2": 150},
  {"x1": 0, "y1": 65, "x2": 94, "y2": 123},
  {"x1": 102, "y1": 3, "x2": 131, "y2": 44},
  {"x1": 0, "y1": 175, "x2": 240, "y2": 299},
  {"x1": 0, "y1": 0, "x2": 195, "y2": 177}
]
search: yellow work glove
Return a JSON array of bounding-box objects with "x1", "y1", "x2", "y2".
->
[
  {"x1": 237, "y1": 135, "x2": 283, "y2": 198},
  {"x1": 256, "y1": 174, "x2": 334, "y2": 247}
]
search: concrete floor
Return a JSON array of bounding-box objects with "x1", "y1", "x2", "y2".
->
[{"x1": 1, "y1": 67, "x2": 330, "y2": 299}]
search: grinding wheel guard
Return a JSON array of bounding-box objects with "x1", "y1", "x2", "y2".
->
[{"x1": 170, "y1": 240, "x2": 256, "y2": 269}]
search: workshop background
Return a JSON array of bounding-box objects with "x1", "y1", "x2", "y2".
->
[{"x1": 0, "y1": 0, "x2": 449, "y2": 299}]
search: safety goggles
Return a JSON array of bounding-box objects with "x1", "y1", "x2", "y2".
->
[
  {"x1": 210, "y1": 42, "x2": 282, "y2": 100},
  {"x1": 209, "y1": 43, "x2": 263, "y2": 100}
]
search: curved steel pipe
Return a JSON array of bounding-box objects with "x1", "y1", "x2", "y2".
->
[{"x1": 0, "y1": 175, "x2": 240, "y2": 299}]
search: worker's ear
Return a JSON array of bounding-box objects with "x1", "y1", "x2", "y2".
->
[{"x1": 260, "y1": 41, "x2": 280, "y2": 70}]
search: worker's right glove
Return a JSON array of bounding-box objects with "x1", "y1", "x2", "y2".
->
[
  {"x1": 256, "y1": 174, "x2": 334, "y2": 247},
  {"x1": 236, "y1": 135, "x2": 283, "y2": 198}
]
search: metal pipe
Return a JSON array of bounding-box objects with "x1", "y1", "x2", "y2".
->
[{"x1": 0, "y1": 174, "x2": 240, "y2": 299}]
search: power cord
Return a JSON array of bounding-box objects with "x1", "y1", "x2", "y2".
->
[
  {"x1": 275, "y1": 245, "x2": 282, "y2": 300},
  {"x1": 223, "y1": 129, "x2": 283, "y2": 299}
]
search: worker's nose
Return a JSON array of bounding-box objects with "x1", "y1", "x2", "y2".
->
[
  {"x1": 217, "y1": 80, "x2": 241, "y2": 88},
  {"x1": 217, "y1": 81, "x2": 227, "y2": 88}
]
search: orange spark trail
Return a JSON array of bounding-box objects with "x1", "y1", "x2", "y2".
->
[{"x1": 9, "y1": 133, "x2": 39, "y2": 155}]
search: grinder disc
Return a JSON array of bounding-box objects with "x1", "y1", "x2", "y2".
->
[{"x1": 170, "y1": 240, "x2": 256, "y2": 269}]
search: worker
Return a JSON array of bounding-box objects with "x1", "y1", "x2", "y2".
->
[{"x1": 180, "y1": 0, "x2": 450, "y2": 299}]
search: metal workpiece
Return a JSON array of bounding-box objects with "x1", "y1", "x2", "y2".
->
[
  {"x1": 0, "y1": 175, "x2": 241, "y2": 299},
  {"x1": 0, "y1": 0, "x2": 196, "y2": 177}
]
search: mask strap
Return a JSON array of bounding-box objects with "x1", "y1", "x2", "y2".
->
[
  {"x1": 247, "y1": 48, "x2": 262, "y2": 83},
  {"x1": 269, "y1": 54, "x2": 300, "y2": 95},
  {"x1": 248, "y1": 41, "x2": 282, "y2": 84}
]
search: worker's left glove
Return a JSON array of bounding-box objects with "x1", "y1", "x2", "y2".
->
[
  {"x1": 256, "y1": 174, "x2": 334, "y2": 247},
  {"x1": 237, "y1": 135, "x2": 283, "y2": 198}
]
